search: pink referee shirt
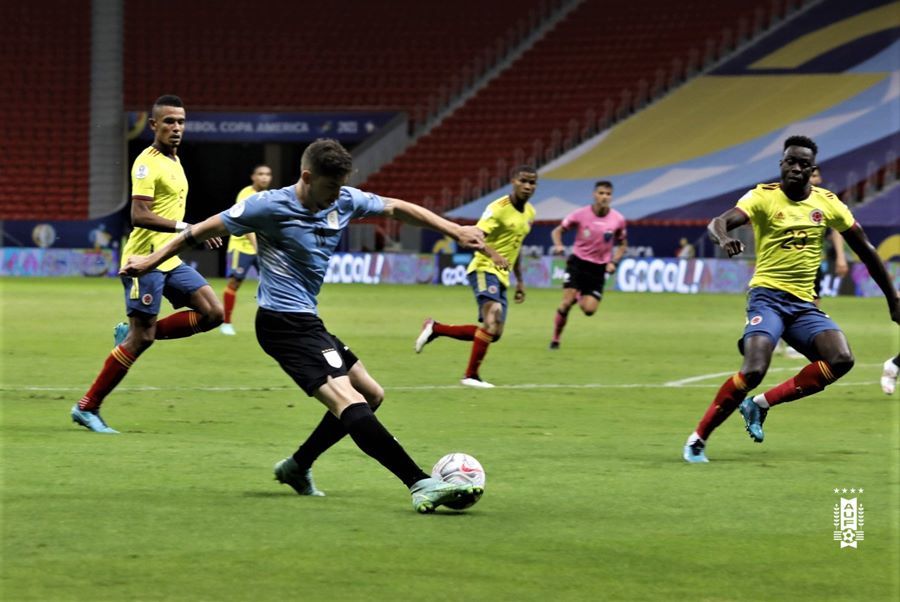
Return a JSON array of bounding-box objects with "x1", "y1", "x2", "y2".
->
[{"x1": 561, "y1": 206, "x2": 627, "y2": 265}]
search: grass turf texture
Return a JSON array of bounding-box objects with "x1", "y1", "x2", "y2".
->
[{"x1": 2, "y1": 277, "x2": 898, "y2": 601}]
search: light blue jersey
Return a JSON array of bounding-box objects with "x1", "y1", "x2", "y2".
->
[{"x1": 219, "y1": 185, "x2": 385, "y2": 313}]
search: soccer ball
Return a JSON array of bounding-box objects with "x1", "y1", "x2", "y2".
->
[{"x1": 431, "y1": 452, "x2": 485, "y2": 510}]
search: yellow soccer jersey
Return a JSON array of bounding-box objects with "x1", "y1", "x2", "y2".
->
[
  {"x1": 121, "y1": 146, "x2": 188, "y2": 272},
  {"x1": 226, "y1": 185, "x2": 259, "y2": 255},
  {"x1": 467, "y1": 195, "x2": 536, "y2": 288},
  {"x1": 736, "y1": 183, "x2": 854, "y2": 301}
]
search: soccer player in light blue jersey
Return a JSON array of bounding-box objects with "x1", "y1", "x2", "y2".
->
[{"x1": 122, "y1": 139, "x2": 487, "y2": 513}]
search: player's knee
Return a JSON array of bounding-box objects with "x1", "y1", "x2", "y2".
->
[
  {"x1": 582, "y1": 307, "x2": 596, "y2": 317},
  {"x1": 366, "y1": 385, "x2": 385, "y2": 409},
  {"x1": 828, "y1": 352, "x2": 854, "y2": 378},
  {"x1": 741, "y1": 367, "x2": 767, "y2": 389},
  {"x1": 133, "y1": 330, "x2": 155, "y2": 350},
  {"x1": 203, "y1": 304, "x2": 225, "y2": 327}
]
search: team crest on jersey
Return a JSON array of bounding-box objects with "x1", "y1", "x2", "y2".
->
[
  {"x1": 326, "y1": 210, "x2": 339, "y2": 229},
  {"x1": 809, "y1": 209, "x2": 824, "y2": 224},
  {"x1": 135, "y1": 164, "x2": 149, "y2": 179},
  {"x1": 141, "y1": 293, "x2": 153, "y2": 306},
  {"x1": 322, "y1": 348, "x2": 343, "y2": 368},
  {"x1": 228, "y1": 201, "x2": 246, "y2": 218}
]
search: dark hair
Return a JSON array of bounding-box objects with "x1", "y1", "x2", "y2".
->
[
  {"x1": 511, "y1": 165, "x2": 537, "y2": 179},
  {"x1": 594, "y1": 180, "x2": 613, "y2": 190},
  {"x1": 783, "y1": 135, "x2": 818, "y2": 156},
  {"x1": 251, "y1": 163, "x2": 272, "y2": 174},
  {"x1": 302, "y1": 139, "x2": 353, "y2": 179},
  {"x1": 152, "y1": 94, "x2": 184, "y2": 113}
]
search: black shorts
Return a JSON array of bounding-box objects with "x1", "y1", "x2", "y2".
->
[
  {"x1": 255, "y1": 308, "x2": 359, "y2": 396},
  {"x1": 562, "y1": 255, "x2": 608, "y2": 299}
]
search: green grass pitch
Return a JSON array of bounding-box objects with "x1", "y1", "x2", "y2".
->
[{"x1": 2, "y1": 277, "x2": 897, "y2": 601}]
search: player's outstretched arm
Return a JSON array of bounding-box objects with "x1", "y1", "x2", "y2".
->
[
  {"x1": 130, "y1": 197, "x2": 223, "y2": 249},
  {"x1": 707, "y1": 207, "x2": 748, "y2": 257},
  {"x1": 841, "y1": 224, "x2": 900, "y2": 323},
  {"x1": 550, "y1": 224, "x2": 567, "y2": 255},
  {"x1": 380, "y1": 197, "x2": 484, "y2": 250},
  {"x1": 120, "y1": 215, "x2": 230, "y2": 277}
]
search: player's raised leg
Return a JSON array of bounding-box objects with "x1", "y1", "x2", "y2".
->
[
  {"x1": 315, "y1": 376, "x2": 477, "y2": 512},
  {"x1": 743, "y1": 330, "x2": 853, "y2": 440},
  {"x1": 154, "y1": 269, "x2": 223, "y2": 339},
  {"x1": 415, "y1": 318, "x2": 478, "y2": 353}
]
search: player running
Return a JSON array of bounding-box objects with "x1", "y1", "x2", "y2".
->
[
  {"x1": 548, "y1": 180, "x2": 627, "y2": 349},
  {"x1": 72, "y1": 95, "x2": 224, "y2": 434},
  {"x1": 683, "y1": 135, "x2": 900, "y2": 463},
  {"x1": 414, "y1": 166, "x2": 537, "y2": 388}
]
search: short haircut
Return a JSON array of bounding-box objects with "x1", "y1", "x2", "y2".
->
[
  {"x1": 252, "y1": 163, "x2": 272, "y2": 174},
  {"x1": 594, "y1": 180, "x2": 613, "y2": 190},
  {"x1": 152, "y1": 94, "x2": 184, "y2": 114},
  {"x1": 511, "y1": 165, "x2": 537, "y2": 178},
  {"x1": 301, "y1": 139, "x2": 353, "y2": 179},
  {"x1": 783, "y1": 135, "x2": 818, "y2": 156}
]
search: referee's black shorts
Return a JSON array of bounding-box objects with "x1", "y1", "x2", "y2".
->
[
  {"x1": 255, "y1": 308, "x2": 359, "y2": 396},
  {"x1": 562, "y1": 254, "x2": 608, "y2": 299}
]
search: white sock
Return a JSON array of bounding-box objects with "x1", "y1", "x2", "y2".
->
[
  {"x1": 752, "y1": 394, "x2": 770, "y2": 409},
  {"x1": 686, "y1": 431, "x2": 704, "y2": 445}
]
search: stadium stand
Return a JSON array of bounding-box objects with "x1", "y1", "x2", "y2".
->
[
  {"x1": 0, "y1": 0, "x2": 90, "y2": 220},
  {"x1": 123, "y1": 0, "x2": 555, "y2": 119},
  {"x1": 363, "y1": 0, "x2": 776, "y2": 212},
  {"x1": 450, "y1": 0, "x2": 900, "y2": 224}
]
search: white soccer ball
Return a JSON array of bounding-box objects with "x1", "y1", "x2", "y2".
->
[{"x1": 431, "y1": 452, "x2": 485, "y2": 509}]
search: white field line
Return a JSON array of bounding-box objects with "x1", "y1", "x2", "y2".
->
[{"x1": 0, "y1": 363, "x2": 883, "y2": 393}]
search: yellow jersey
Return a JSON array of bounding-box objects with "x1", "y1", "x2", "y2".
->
[
  {"x1": 226, "y1": 185, "x2": 260, "y2": 255},
  {"x1": 467, "y1": 195, "x2": 536, "y2": 288},
  {"x1": 736, "y1": 183, "x2": 854, "y2": 301},
  {"x1": 121, "y1": 146, "x2": 188, "y2": 272}
]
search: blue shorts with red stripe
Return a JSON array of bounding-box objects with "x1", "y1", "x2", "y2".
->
[
  {"x1": 740, "y1": 287, "x2": 841, "y2": 357},
  {"x1": 120, "y1": 263, "x2": 208, "y2": 317},
  {"x1": 468, "y1": 270, "x2": 508, "y2": 323},
  {"x1": 226, "y1": 250, "x2": 258, "y2": 280}
]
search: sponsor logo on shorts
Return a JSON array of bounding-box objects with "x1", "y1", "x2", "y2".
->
[
  {"x1": 809, "y1": 209, "x2": 824, "y2": 224},
  {"x1": 141, "y1": 293, "x2": 153, "y2": 306},
  {"x1": 322, "y1": 348, "x2": 343, "y2": 368},
  {"x1": 750, "y1": 315, "x2": 763, "y2": 325}
]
